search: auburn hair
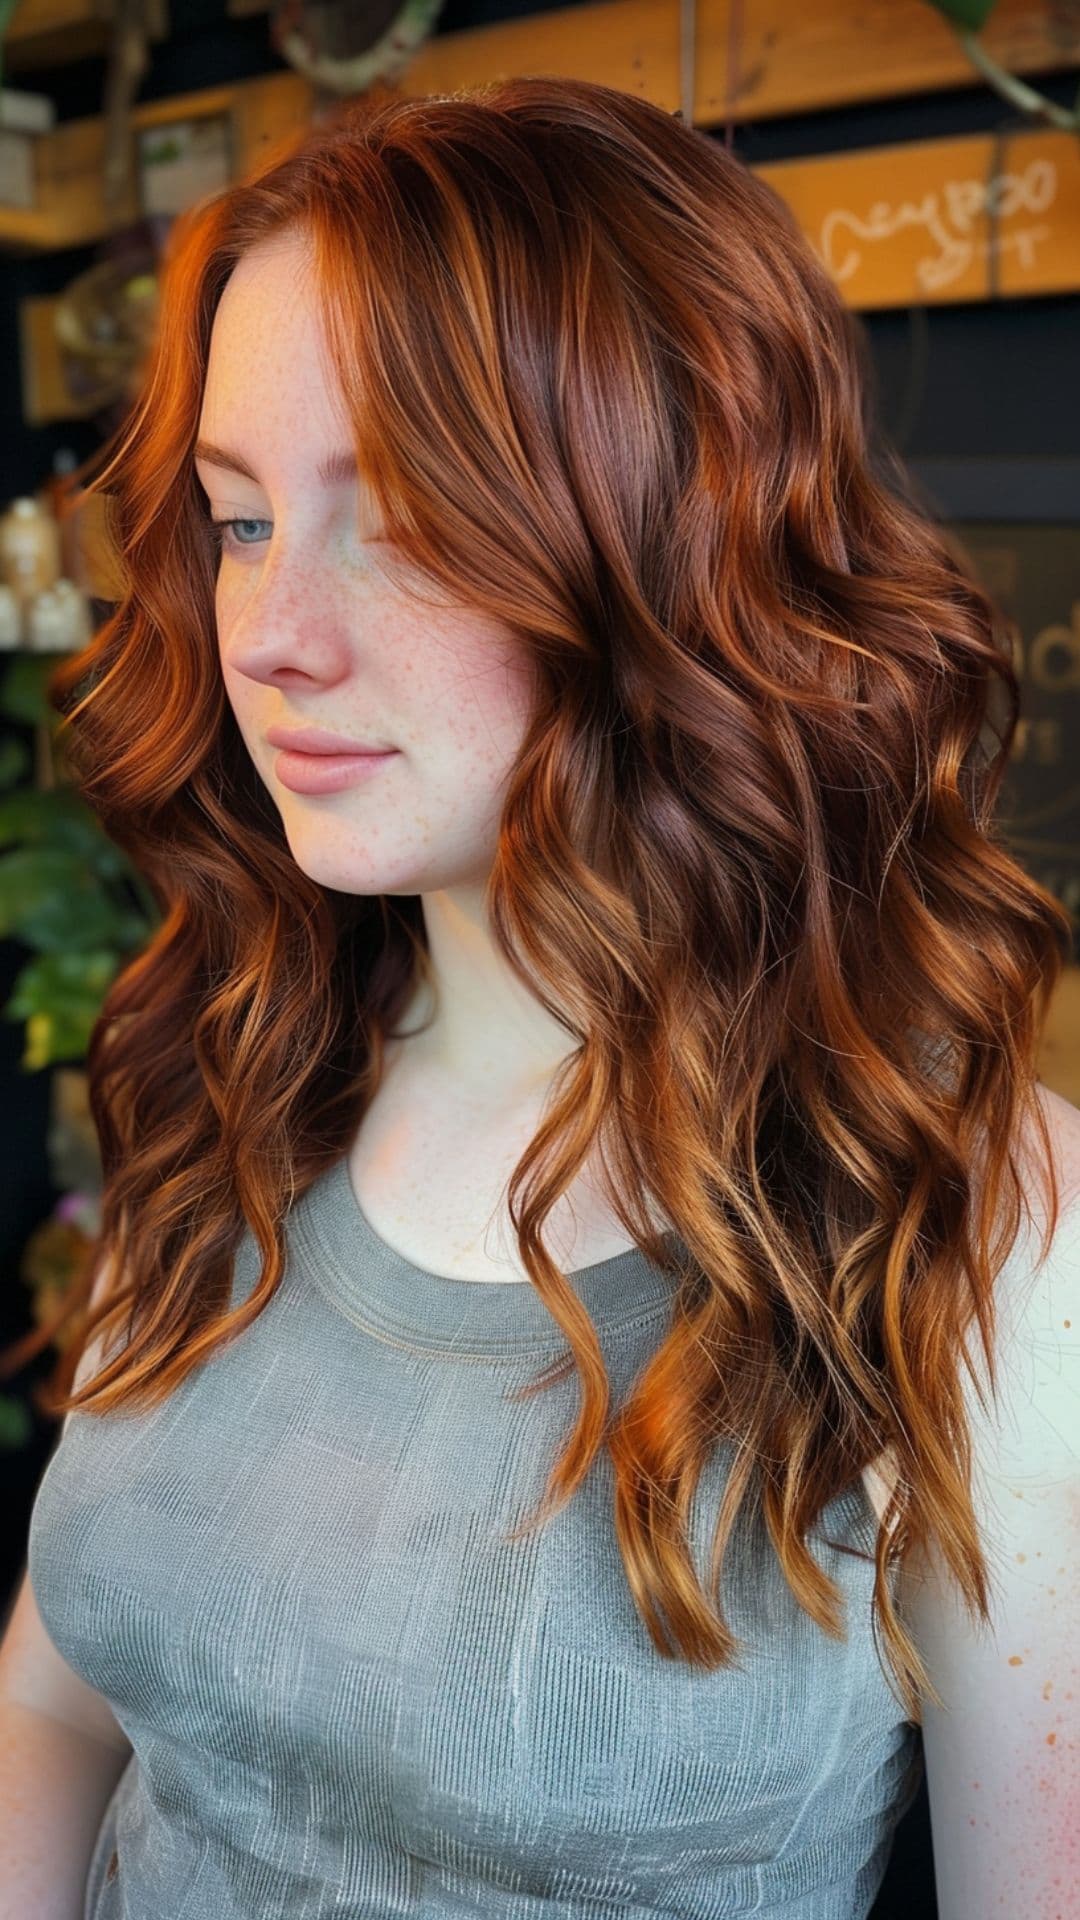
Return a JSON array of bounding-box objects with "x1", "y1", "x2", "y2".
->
[{"x1": 6, "y1": 76, "x2": 1072, "y2": 1728}]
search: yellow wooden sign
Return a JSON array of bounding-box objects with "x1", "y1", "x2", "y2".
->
[{"x1": 757, "y1": 125, "x2": 1080, "y2": 310}]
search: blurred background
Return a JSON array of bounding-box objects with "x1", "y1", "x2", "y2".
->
[{"x1": 0, "y1": 4, "x2": 1078, "y2": 1913}]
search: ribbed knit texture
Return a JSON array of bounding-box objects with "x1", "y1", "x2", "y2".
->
[{"x1": 27, "y1": 1153, "x2": 923, "y2": 1919}]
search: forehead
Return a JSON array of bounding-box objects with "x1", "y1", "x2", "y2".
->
[
  {"x1": 197, "y1": 240, "x2": 362, "y2": 491},
  {"x1": 199, "y1": 239, "x2": 322, "y2": 385},
  {"x1": 205, "y1": 235, "x2": 320, "y2": 366}
]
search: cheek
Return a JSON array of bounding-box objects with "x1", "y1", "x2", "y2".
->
[
  {"x1": 213, "y1": 582, "x2": 245, "y2": 682},
  {"x1": 408, "y1": 621, "x2": 536, "y2": 765},
  {"x1": 455, "y1": 665, "x2": 534, "y2": 784},
  {"x1": 218, "y1": 656, "x2": 254, "y2": 729}
]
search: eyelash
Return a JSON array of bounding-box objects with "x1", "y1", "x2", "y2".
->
[
  {"x1": 199, "y1": 508, "x2": 393, "y2": 568},
  {"x1": 205, "y1": 515, "x2": 271, "y2": 555}
]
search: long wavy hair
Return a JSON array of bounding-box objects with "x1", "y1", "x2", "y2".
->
[{"x1": 6, "y1": 76, "x2": 1073, "y2": 1728}]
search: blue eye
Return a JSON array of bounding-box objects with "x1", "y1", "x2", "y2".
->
[{"x1": 207, "y1": 516, "x2": 271, "y2": 553}]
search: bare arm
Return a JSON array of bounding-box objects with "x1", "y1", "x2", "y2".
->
[
  {"x1": 0, "y1": 1693, "x2": 130, "y2": 1920},
  {"x1": 0, "y1": 1555, "x2": 133, "y2": 1920},
  {"x1": 902, "y1": 1088, "x2": 1080, "y2": 1920},
  {"x1": 0, "y1": 1251, "x2": 133, "y2": 1916}
]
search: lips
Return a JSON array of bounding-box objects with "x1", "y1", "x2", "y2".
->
[
  {"x1": 272, "y1": 745, "x2": 399, "y2": 796},
  {"x1": 265, "y1": 726, "x2": 395, "y2": 755}
]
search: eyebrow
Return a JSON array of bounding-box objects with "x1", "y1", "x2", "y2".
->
[{"x1": 192, "y1": 439, "x2": 359, "y2": 488}]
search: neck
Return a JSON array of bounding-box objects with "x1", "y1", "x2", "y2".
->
[{"x1": 392, "y1": 885, "x2": 581, "y2": 1105}]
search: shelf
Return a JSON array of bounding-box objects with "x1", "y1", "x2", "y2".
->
[
  {"x1": 2, "y1": 0, "x2": 1079, "y2": 253},
  {"x1": 4, "y1": 0, "x2": 168, "y2": 74},
  {"x1": 1, "y1": 69, "x2": 308, "y2": 251}
]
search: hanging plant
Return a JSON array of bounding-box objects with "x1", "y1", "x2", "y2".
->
[{"x1": 923, "y1": 0, "x2": 1080, "y2": 133}]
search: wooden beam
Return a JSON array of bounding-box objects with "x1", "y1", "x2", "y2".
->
[
  {"x1": 7, "y1": 0, "x2": 1080, "y2": 123},
  {"x1": 694, "y1": 0, "x2": 1080, "y2": 122},
  {"x1": 757, "y1": 124, "x2": 1080, "y2": 309},
  {"x1": 379, "y1": 0, "x2": 1080, "y2": 126},
  {"x1": 5, "y1": 0, "x2": 167, "y2": 73}
]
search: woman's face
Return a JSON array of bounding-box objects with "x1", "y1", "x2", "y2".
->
[{"x1": 195, "y1": 229, "x2": 536, "y2": 901}]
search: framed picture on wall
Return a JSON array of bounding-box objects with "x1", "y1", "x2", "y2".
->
[{"x1": 136, "y1": 112, "x2": 234, "y2": 221}]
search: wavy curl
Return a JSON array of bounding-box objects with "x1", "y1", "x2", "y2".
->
[{"x1": 5, "y1": 76, "x2": 1073, "y2": 1727}]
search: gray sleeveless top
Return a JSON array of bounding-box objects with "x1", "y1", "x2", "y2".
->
[{"x1": 26, "y1": 1154, "x2": 923, "y2": 1919}]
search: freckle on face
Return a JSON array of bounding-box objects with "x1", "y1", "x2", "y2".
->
[{"x1": 201, "y1": 233, "x2": 540, "y2": 902}]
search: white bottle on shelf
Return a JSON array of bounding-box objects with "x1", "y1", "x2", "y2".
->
[
  {"x1": 26, "y1": 578, "x2": 92, "y2": 652},
  {"x1": 0, "y1": 496, "x2": 62, "y2": 624}
]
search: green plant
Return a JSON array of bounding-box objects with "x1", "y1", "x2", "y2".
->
[
  {"x1": 924, "y1": 0, "x2": 1080, "y2": 133},
  {"x1": 0, "y1": 651, "x2": 160, "y2": 1071},
  {"x1": 0, "y1": 649, "x2": 161, "y2": 1449}
]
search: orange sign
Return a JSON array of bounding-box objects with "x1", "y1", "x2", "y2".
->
[{"x1": 756, "y1": 126, "x2": 1080, "y2": 310}]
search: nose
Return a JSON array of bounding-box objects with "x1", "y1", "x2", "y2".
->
[{"x1": 220, "y1": 564, "x2": 360, "y2": 692}]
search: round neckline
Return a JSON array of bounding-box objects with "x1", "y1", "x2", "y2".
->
[{"x1": 289, "y1": 1154, "x2": 680, "y2": 1356}]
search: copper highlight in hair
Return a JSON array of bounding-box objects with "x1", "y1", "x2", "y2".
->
[{"x1": 4, "y1": 77, "x2": 1072, "y2": 1729}]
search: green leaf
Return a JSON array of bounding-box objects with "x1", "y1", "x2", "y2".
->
[
  {"x1": 0, "y1": 654, "x2": 65, "y2": 727},
  {"x1": 0, "y1": 734, "x2": 31, "y2": 790},
  {"x1": 22, "y1": 1003, "x2": 99, "y2": 1069},
  {"x1": 0, "y1": 847, "x2": 129, "y2": 950},
  {"x1": 923, "y1": 0, "x2": 1000, "y2": 28},
  {"x1": 3, "y1": 946, "x2": 119, "y2": 1020},
  {"x1": 8, "y1": 961, "x2": 110, "y2": 1062},
  {"x1": 0, "y1": 784, "x2": 131, "y2": 878},
  {"x1": 0, "y1": 1393, "x2": 33, "y2": 1451}
]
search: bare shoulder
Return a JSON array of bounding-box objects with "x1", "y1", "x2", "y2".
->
[
  {"x1": 971, "y1": 1079, "x2": 1079, "y2": 1461},
  {"x1": 1028, "y1": 1078, "x2": 1080, "y2": 1199},
  {"x1": 1014, "y1": 1075, "x2": 1076, "y2": 1190},
  {"x1": 857, "y1": 1075, "x2": 1076, "y2": 1520},
  {"x1": 1004, "y1": 1080, "x2": 1080, "y2": 1318},
  {"x1": 894, "y1": 1080, "x2": 1080, "y2": 1919}
]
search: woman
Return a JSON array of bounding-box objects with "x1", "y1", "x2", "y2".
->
[{"x1": 9, "y1": 75, "x2": 1078, "y2": 1920}]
